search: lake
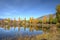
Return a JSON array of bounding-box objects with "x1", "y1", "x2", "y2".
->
[{"x1": 0, "y1": 26, "x2": 43, "y2": 40}]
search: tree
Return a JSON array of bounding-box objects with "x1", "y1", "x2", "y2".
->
[
  {"x1": 33, "y1": 19, "x2": 38, "y2": 24},
  {"x1": 56, "y1": 5, "x2": 60, "y2": 27},
  {"x1": 56, "y1": 5, "x2": 60, "y2": 23},
  {"x1": 49, "y1": 14, "x2": 53, "y2": 24},
  {"x1": 7, "y1": 18, "x2": 11, "y2": 25},
  {"x1": 22, "y1": 18, "x2": 26, "y2": 26},
  {"x1": 52, "y1": 18, "x2": 57, "y2": 24},
  {"x1": 38, "y1": 19, "x2": 42, "y2": 23},
  {"x1": 7, "y1": 18, "x2": 10, "y2": 22},
  {"x1": 46, "y1": 19, "x2": 49, "y2": 24},
  {"x1": 29, "y1": 17, "x2": 34, "y2": 24},
  {"x1": 43, "y1": 16, "x2": 47, "y2": 24},
  {"x1": 13, "y1": 18, "x2": 16, "y2": 27}
]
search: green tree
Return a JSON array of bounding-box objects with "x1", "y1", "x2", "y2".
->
[
  {"x1": 46, "y1": 19, "x2": 49, "y2": 24},
  {"x1": 8, "y1": 18, "x2": 10, "y2": 22},
  {"x1": 49, "y1": 14, "x2": 53, "y2": 24},
  {"x1": 7, "y1": 18, "x2": 11, "y2": 25},
  {"x1": 39, "y1": 20, "x2": 42, "y2": 23},
  {"x1": 22, "y1": 18, "x2": 26, "y2": 26},
  {"x1": 52, "y1": 18, "x2": 57, "y2": 24},
  {"x1": 13, "y1": 18, "x2": 16, "y2": 27},
  {"x1": 56, "y1": 5, "x2": 60, "y2": 27},
  {"x1": 7, "y1": 25, "x2": 10, "y2": 30},
  {"x1": 56, "y1": 5, "x2": 60, "y2": 23}
]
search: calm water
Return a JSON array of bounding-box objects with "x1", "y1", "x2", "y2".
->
[{"x1": 0, "y1": 27, "x2": 43, "y2": 40}]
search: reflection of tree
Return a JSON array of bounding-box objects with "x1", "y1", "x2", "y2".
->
[
  {"x1": 24, "y1": 26, "x2": 26, "y2": 31},
  {"x1": 42, "y1": 27, "x2": 47, "y2": 33},
  {"x1": 18, "y1": 27, "x2": 20, "y2": 31},
  {"x1": 7, "y1": 25, "x2": 10, "y2": 30},
  {"x1": 14, "y1": 26, "x2": 16, "y2": 30},
  {"x1": 35, "y1": 26, "x2": 39, "y2": 31},
  {"x1": 29, "y1": 25, "x2": 33, "y2": 32},
  {"x1": 23, "y1": 25, "x2": 26, "y2": 28}
]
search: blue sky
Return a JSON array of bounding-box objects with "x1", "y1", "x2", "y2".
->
[{"x1": 0, "y1": 0, "x2": 60, "y2": 20}]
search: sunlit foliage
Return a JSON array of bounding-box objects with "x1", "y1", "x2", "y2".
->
[
  {"x1": 56, "y1": 5, "x2": 60, "y2": 23},
  {"x1": 56, "y1": 5, "x2": 60, "y2": 27},
  {"x1": 49, "y1": 14, "x2": 53, "y2": 24}
]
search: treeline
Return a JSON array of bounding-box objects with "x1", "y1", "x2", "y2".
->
[{"x1": 0, "y1": 16, "x2": 56, "y2": 26}]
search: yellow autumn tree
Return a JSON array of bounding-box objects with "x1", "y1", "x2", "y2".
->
[
  {"x1": 29, "y1": 17, "x2": 34, "y2": 24},
  {"x1": 43, "y1": 16, "x2": 47, "y2": 24},
  {"x1": 33, "y1": 19, "x2": 38, "y2": 24},
  {"x1": 22, "y1": 17, "x2": 26, "y2": 26}
]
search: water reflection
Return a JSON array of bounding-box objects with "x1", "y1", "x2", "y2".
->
[
  {"x1": 0, "y1": 24, "x2": 60, "y2": 40},
  {"x1": 0, "y1": 25, "x2": 43, "y2": 40}
]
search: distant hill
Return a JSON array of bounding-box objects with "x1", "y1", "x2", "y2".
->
[{"x1": 37, "y1": 14, "x2": 56, "y2": 20}]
